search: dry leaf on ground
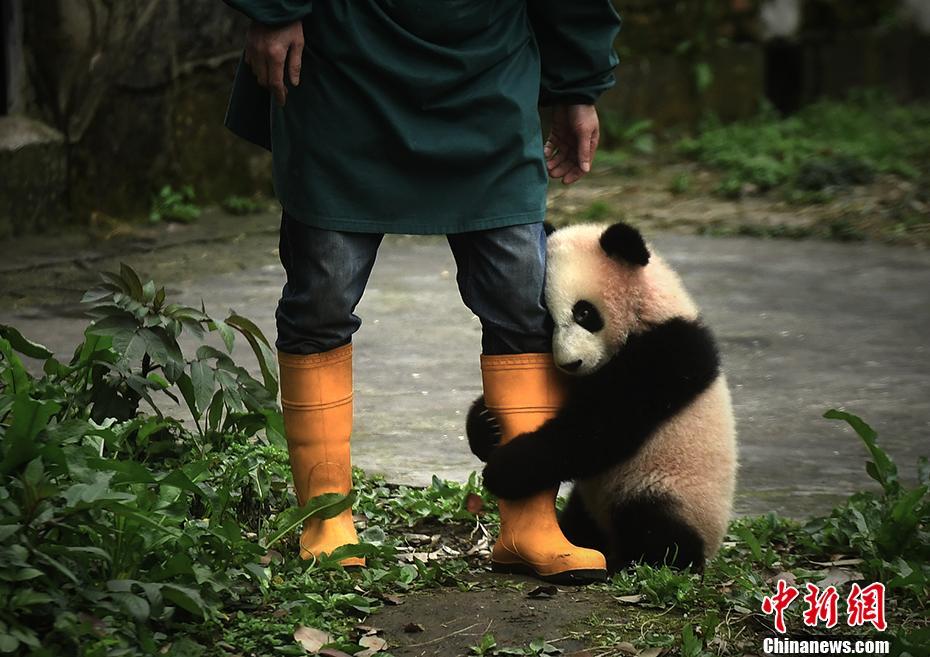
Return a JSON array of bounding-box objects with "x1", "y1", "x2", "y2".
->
[{"x1": 293, "y1": 626, "x2": 331, "y2": 653}]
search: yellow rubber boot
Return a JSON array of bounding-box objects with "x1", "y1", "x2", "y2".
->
[
  {"x1": 278, "y1": 344, "x2": 364, "y2": 567},
  {"x1": 481, "y1": 353, "x2": 607, "y2": 584}
]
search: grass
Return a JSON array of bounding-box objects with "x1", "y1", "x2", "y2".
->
[
  {"x1": 1, "y1": 267, "x2": 928, "y2": 656},
  {"x1": 221, "y1": 195, "x2": 267, "y2": 216},
  {"x1": 150, "y1": 185, "x2": 201, "y2": 223},
  {"x1": 677, "y1": 92, "x2": 930, "y2": 199}
]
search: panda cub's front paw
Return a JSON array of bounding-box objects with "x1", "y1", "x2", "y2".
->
[
  {"x1": 482, "y1": 443, "x2": 549, "y2": 500},
  {"x1": 466, "y1": 395, "x2": 502, "y2": 462},
  {"x1": 481, "y1": 455, "x2": 518, "y2": 498}
]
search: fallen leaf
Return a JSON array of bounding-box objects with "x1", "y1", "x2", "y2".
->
[
  {"x1": 527, "y1": 585, "x2": 559, "y2": 598},
  {"x1": 766, "y1": 571, "x2": 796, "y2": 586},
  {"x1": 379, "y1": 593, "x2": 404, "y2": 605},
  {"x1": 616, "y1": 642, "x2": 638, "y2": 656},
  {"x1": 615, "y1": 594, "x2": 644, "y2": 604},
  {"x1": 260, "y1": 549, "x2": 282, "y2": 565},
  {"x1": 293, "y1": 626, "x2": 331, "y2": 653},
  {"x1": 355, "y1": 624, "x2": 381, "y2": 636},
  {"x1": 816, "y1": 567, "x2": 865, "y2": 589},
  {"x1": 403, "y1": 622, "x2": 425, "y2": 633},
  {"x1": 810, "y1": 558, "x2": 864, "y2": 567},
  {"x1": 466, "y1": 492, "x2": 484, "y2": 514},
  {"x1": 356, "y1": 635, "x2": 388, "y2": 657},
  {"x1": 360, "y1": 636, "x2": 387, "y2": 650},
  {"x1": 402, "y1": 533, "x2": 432, "y2": 544},
  {"x1": 638, "y1": 648, "x2": 666, "y2": 657}
]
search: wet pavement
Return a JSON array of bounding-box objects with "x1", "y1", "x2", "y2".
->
[{"x1": 1, "y1": 210, "x2": 928, "y2": 517}]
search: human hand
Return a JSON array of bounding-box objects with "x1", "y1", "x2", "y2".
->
[
  {"x1": 244, "y1": 20, "x2": 305, "y2": 106},
  {"x1": 544, "y1": 104, "x2": 600, "y2": 184}
]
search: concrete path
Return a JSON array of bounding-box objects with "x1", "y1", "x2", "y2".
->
[{"x1": 1, "y1": 211, "x2": 928, "y2": 516}]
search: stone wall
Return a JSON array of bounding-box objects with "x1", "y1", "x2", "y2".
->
[{"x1": 3, "y1": 0, "x2": 271, "y2": 232}]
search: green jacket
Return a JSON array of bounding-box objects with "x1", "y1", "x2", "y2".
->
[{"x1": 225, "y1": 1, "x2": 620, "y2": 234}]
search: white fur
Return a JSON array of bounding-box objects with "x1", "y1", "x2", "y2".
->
[{"x1": 546, "y1": 223, "x2": 738, "y2": 560}]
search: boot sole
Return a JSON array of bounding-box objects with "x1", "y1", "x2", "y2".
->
[{"x1": 492, "y1": 560, "x2": 607, "y2": 585}]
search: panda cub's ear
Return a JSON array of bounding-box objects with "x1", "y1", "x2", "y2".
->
[
  {"x1": 599, "y1": 222, "x2": 650, "y2": 267},
  {"x1": 543, "y1": 221, "x2": 557, "y2": 236}
]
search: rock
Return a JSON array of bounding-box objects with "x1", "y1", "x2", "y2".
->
[{"x1": 0, "y1": 116, "x2": 68, "y2": 238}]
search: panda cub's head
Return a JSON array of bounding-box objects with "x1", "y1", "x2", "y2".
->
[{"x1": 546, "y1": 222, "x2": 700, "y2": 376}]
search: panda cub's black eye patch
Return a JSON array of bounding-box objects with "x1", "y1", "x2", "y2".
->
[{"x1": 572, "y1": 300, "x2": 604, "y2": 332}]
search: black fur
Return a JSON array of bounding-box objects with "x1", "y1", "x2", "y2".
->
[
  {"x1": 466, "y1": 395, "x2": 501, "y2": 462},
  {"x1": 556, "y1": 491, "x2": 706, "y2": 572},
  {"x1": 543, "y1": 221, "x2": 557, "y2": 236},
  {"x1": 599, "y1": 222, "x2": 650, "y2": 267},
  {"x1": 558, "y1": 488, "x2": 608, "y2": 551},
  {"x1": 478, "y1": 317, "x2": 720, "y2": 499},
  {"x1": 609, "y1": 495, "x2": 706, "y2": 570},
  {"x1": 572, "y1": 300, "x2": 604, "y2": 333}
]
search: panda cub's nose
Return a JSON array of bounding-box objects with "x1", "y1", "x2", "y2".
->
[{"x1": 559, "y1": 360, "x2": 583, "y2": 372}]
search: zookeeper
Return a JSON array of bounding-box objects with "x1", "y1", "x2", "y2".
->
[{"x1": 223, "y1": 0, "x2": 621, "y2": 583}]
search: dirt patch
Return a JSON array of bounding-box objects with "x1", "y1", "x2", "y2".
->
[
  {"x1": 547, "y1": 156, "x2": 930, "y2": 248},
  {"x1": 368, "y1": 572, "x2": 613, "y2": 657}
]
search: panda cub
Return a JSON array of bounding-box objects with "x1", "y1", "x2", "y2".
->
[{"x1": 468, "y1": 222, "x2": 737, "y2": 571}]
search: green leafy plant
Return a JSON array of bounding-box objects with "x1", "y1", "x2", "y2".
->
[
  {"x1": 600, "y1": 115, "x2": 655, "y2": 154},
  {"x1": 803, "y1": 411, "x2": 930, "y2": 600},
  {"x1": 150, "y1": 185, "x2": 201, "y2": 223},
  {"x1": 0, "y1": 266, "x2": 500, "y2": 655},
  {"x1": 221, "y1": 195, "x2": 266, "y2": 216},
  {"x1": 0, "y1": 265, "x2": 290, "y2": 653},
  {"x1": 679, "y1": 93, "x2": 930, "y2": 198},
  {"x1": 669, "y1": 172, "x2": 692, "y2": 195}
]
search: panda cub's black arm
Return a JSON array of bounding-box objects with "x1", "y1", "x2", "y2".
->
[
  {"x1": 481, "y1": 317, "x2": 720, "y2": 499},
  {"x1": 466, "y1": 395, "x2": 502, "y2": 462}
]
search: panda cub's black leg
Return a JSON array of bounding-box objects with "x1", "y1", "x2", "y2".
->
[
  {"x1": 558, "y1": 488, "x2": 609, "y2": 554},
  {"x1": 610, "y1": 495, "x2": 706, "y2": 571},
  {"x1": 466, "y1": 395, "x2": 502, "y2": 463}
]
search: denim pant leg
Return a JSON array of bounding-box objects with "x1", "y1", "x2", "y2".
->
[
  {"x1": 447, "y1": 222, "x2": 552, "y2": 355},
  {"x1": 276, "y1": 214, "x2": 383, "y2": 355}
]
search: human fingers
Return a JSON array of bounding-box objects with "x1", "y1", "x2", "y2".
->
[
  {"x1": 287, "y1": 35, "x2": 304, "y2": 87},
  {"x1": 267, "y1": 47, "x2": 287, "y2": 106},
  {"x1": 543, "y1": 138, "x2": 555, "y2": 159},
  {"x1": 545, "y1": 132, "x2": 570, "y2": 169},
  {"x1": 249, "y1": 46, "x2": 269, "y2": 88},
  {"x1": 546, "y1": 146, "x2": 569, "y2": 174},
  {"x1": 549, "y1": 157, "x2": 577, "y2": 180},
  {"x1": 561, "y1": 164, "x2": 586, "y2": 185},
  {"x1": 575, "y1": 123, "x2": 596, "y2": 173}
]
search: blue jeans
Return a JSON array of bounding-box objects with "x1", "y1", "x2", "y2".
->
[{"x1": 276, "y1": 214, "x2": 551, "y2": 355}]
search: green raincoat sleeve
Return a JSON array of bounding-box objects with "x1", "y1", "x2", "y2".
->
[
  {"x1": 222, "y1": 0, "x2": 312, "y2": 26},
  {"x1": 528, "y1": 1, "x2": 622, "y2": 106}
]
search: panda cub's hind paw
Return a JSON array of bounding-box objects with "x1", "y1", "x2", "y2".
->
[{"x1": 466, "y1": 395, "x2": 502, "y2": 462}]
